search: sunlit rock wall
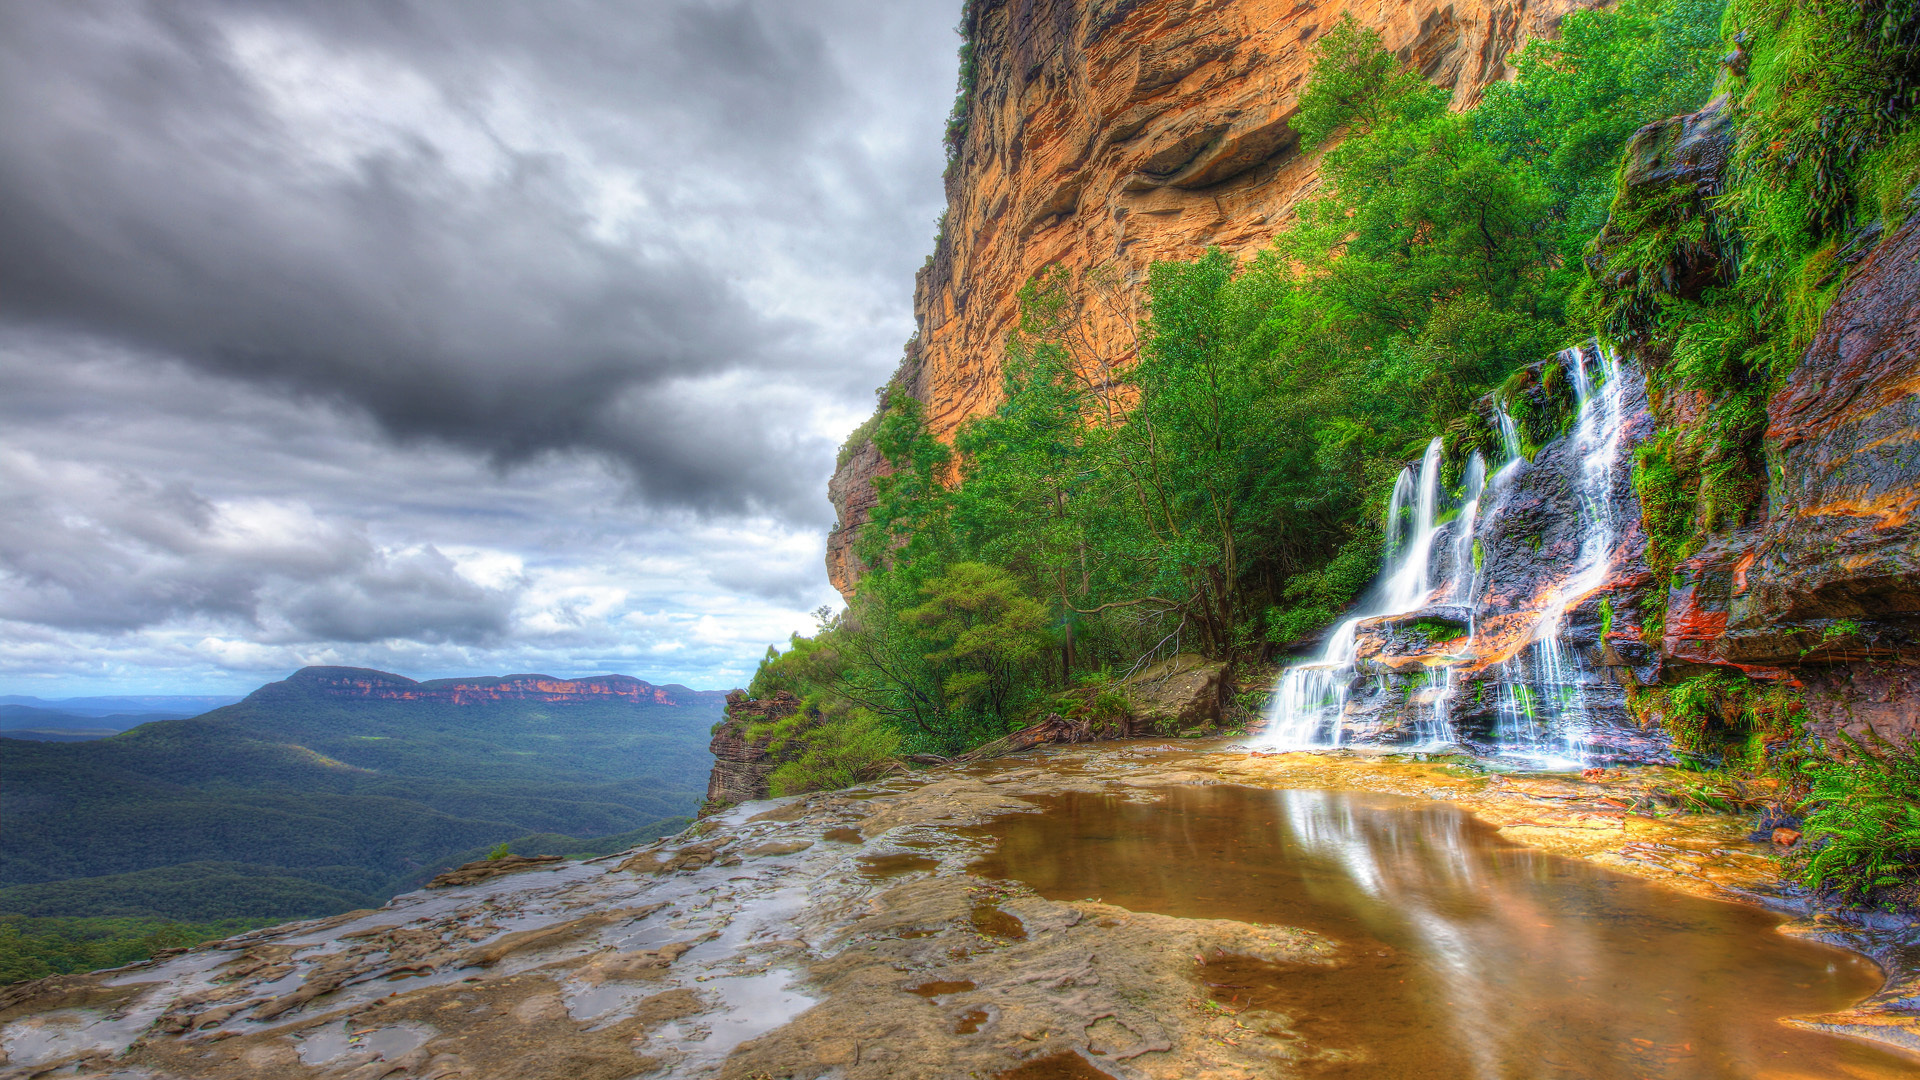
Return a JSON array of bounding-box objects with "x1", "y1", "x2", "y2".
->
[{"x1": 827, "y1": 0, "x2": 1606, "y2": 598}]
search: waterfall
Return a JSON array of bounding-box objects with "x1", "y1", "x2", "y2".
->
[
  {"x1": 1490, "y1": 345, "x2": 1627, "y2": 766},
  {"x1": 1379, "y1": 438, "x2": 1444, "y2": 613},
  {"x1": 1493, "y1": 398, "x2": 1524, "y2": 464},
  {"x1": 1447, "y1": 453, "x2": 1487, "y2": 609},
  {"x1": 1260, "y1": 345, "x2": 1634, "y2": 765},
  {"x1": 1264, "y1": 437, "x2": 1448, "y2": 748}
]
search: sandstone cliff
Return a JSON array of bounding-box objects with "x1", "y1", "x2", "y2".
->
[
  {"x1": 704, "y1": 690, "x2": 802, "y2": 808},
  {"x1": 827, "y1": 0, "x2": 1607, "y2": 597}
]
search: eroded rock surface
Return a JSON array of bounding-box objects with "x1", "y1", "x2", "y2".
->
[
  {"x1": 705, "y1": 691, "x2": 800, "y2": 808},
  {"x1": 7, "y1": 744, "x2": 1915, "y2": 1078},
  {"x1": 1659, "y1": 208, "x2": 1920, "y2": 740}
]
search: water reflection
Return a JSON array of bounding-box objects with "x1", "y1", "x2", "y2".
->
[{"x1": 968, "y1": 786, "x2": 1910, "y2": 1079}]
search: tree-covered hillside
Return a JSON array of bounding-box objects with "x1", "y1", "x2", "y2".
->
[{"x1": 0, "y1": 666, "x2": 720, "y2": 979}]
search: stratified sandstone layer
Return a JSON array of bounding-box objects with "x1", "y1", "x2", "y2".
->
[
  {"x1": 1665, "y1": 207, "x2": 1920, "y2": 741},
  {"x1": 829, "y1": 0, "x2": 1607, "y2": 597},
  {"x1": 705, "y1": 691, "x2": 802, "y2": 808}
]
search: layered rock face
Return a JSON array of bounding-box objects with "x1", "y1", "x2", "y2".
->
[
  {"x1": 1666, "y1": 207, "x2": 1920, "y2": 743},
  {"x1": 704, "y1": 690, "x2": 801, "y2": 808},
  {"x1": 828, "y1": 0, "x2": 1606, "y2": 597}
]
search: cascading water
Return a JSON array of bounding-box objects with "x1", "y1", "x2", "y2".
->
[
  {"x1": 1447, "y1": 453, "x2": 1488, "y2": 611},
  {"x1": 1261, "y1": 344, "x2": 1635, "y2": 765},
  {"x1": 1489, "y1": 344, "x2": 1628, "y2": 765},
  {"x1": 1493, "y1": 399, "x2": 1524, "y2": 464},
  {"x1": 1264, "y1": 437, "x2": 1450, "y2": 748}
]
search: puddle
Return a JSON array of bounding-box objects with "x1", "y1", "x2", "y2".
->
[
  {"x1": 856, "y1": 853, "x2": 939, "y2": 879},
  {"x1": 2, "y1": 1010, "x2": 120, "y2": 1067},
  {"x1": 954, "y1": 1007, "x2": 990, "y2": 1034},
  {"x1": 821, "y1": 827, "x2": 865, "y2": 844},
  {"x1": 907, "y1": 979, "x2": 976, "y2": 998},
  {"x1": 968, "y1": 902, "x2": 1026, "y2": 941},
  {"x1": 674, "y1": 968, "x2": 813, "y2": 1066},
  {"x1": 996, "y1": 1050, "x2": 1118, "y2": 1079},
  {"x1": 294, "y1": 1021, "x2": 432, "y2": 1065},
  {"x1": 969, "y1": 785, "x2": 1915, "y2": 1079}
]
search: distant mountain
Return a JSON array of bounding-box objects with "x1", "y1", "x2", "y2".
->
[
  {"x1": 0, "y1": 705, "x2": 188, "y2": 741},
  {"x1": 0, "y1": 694, "x2": 242, "y2": 717},
  {"x1": 1, "y1": 666, "x2": 724, "y2": 926}
]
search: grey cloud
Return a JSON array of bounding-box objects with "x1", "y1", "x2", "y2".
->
[
  {"x1": 274, "y1": 546, "x2": 515, "y2": 644},
  {"x1": 0, "y1": 1, "x2": 948, "y2": 692},
  {"x1": 0, "y1": 455, "x2": 517, "y2": 643},
  {"x1": 0, "y1": 0, "x2": 950, "y2": 519}
]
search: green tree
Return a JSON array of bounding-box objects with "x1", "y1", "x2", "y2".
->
[{"x1": 904, "y1": 562, "x2": 1053, "y2": 729}]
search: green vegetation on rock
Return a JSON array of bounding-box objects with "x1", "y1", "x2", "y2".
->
[
  {"x1": 774, "y1": 1, "x2": 1728, "y2": 761},
  {"x1": 1798, "y1": 731, "x2": 1920, "y2": 906},
  {"x1": 1583, "y1": 0, "x2": 1920, "y2": 583}
]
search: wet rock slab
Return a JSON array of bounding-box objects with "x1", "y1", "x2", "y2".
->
[{"x1": 3, "y1": 743, "x2": 1917, "y2": 1078}]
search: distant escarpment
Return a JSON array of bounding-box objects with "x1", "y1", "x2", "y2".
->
[
  {"x1": 257, "y1": 665, "x2": 714, "y2": 708},
  {"x1": 1, "y1": 666, "x2": 715, "y2": 948},
  {"x1": 828, "y1": 0, "x2": 1606, "y2": 597}
]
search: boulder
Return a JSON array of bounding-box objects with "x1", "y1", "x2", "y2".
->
[{"x1": 1121, "y1": 653, "x2": 1228, "y2": 735}]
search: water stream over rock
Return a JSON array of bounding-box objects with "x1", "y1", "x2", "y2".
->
[{"x1": 1262, "y1": 344, "x2": 1660, "y2": 766}]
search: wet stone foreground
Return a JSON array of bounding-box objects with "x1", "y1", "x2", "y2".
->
[{"x1": 4, "y1": 746, "x2": 1920, "y2": 1080}]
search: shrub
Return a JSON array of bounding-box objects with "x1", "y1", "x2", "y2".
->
[
  {"x1": 1637, "y1": 669, "x2": 1803, "y2": 764},
  {"x1": 764, "y1": 709, "x2": 903, "y2": 797}
]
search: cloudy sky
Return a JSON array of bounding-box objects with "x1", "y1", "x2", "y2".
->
[{"x1": 0, "y1": 0, "x2": 958, "y2": 696}]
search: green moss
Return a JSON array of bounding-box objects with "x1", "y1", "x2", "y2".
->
[
  {"x1": 1442, "y1": 411, "x2": 1500, "y2": 484},
  {"x1": 1407, "y1": 617, "x2": 1468, "y2": 641},
  {"x1": 1639, "y1": 670, "x2": 1804, "y2": 764},
  {"x1": 1861, "y1": 126, "x2": 1920, "y2": 226},
  {"x1": 1632, "y1": 430, "x2": 1701, "y2": 581}
]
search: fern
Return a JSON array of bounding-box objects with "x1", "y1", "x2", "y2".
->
[{"x1": 1798, "y1": 729, "x2": 1920, "y2": 902}]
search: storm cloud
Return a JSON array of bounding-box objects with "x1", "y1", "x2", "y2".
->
[
  {"x1": 0, "y1": 1, "x2": 955, "y2": 693},
  {"x1": 0, "y1": 0, "x2": 949, "y2": 514}
]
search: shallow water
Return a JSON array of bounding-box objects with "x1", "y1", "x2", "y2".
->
[{"x1": 969, "y1": 785, "x2": 1913, "y2": 1080}]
